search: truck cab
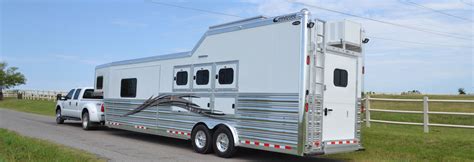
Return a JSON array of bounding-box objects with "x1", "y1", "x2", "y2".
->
[{"x1": 55, "y1": 87, "x2": 104, "y2": 130}]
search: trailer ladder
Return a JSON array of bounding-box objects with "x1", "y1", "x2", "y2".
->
[{"x1": 306, "y1": 19, "x2": 326, "y2": 152}]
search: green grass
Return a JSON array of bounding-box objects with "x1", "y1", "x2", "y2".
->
[
  {"x1": 321, "y1": 94, "x2": 474, "y2": 161},
  {"x1": 1, "y1": 95, "x2": 473, "y2": 161},
  {"x1": 0, "y1": 128, "x2": 104, "y2": 162},
  {"x1": 323, "y1": 123, "x2": 474, "y2": 161},
  {"x1": 0, "y1": 97, "x2": 56, "y2": 116}
]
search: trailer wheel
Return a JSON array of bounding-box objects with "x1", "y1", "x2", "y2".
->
[
  {"x1": 82, "y1": 111, "x2": 92, "y2": 130},
  {"x1": 213, "y1": 126, "x2": 236, "y2": 158},
  {"x1": 56, "y1": 109, "x2": 64, "y2": 124},
  {"x1": 191, "y1": 125, "x2": 213, "y2": 154}
]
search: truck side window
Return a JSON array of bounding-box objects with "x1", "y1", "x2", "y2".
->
[
  {"x1": 334, "y1": 69, "x2": 348, "y2": 87},
  {"x1": 66, "y1": 89, "x2": 75, "y2": 99},
  {"x1": 73, "y1": 88, "x2": 82, "y2": 100},
  {"x1": 96, "y1": 76, "x2": 103, "y2": 89},
  {"x1": 176, "y1": 71, "x2": 188, "y2": 86},
  {"x1": 196, "y1": 70, "x2": 209, "y2": 85},
  {"x1": 218, "y1": 68, "x2": 234, "y2": 85},
  {"x1": 121, "y1": 78, "x2": 137, "y2": 98}
]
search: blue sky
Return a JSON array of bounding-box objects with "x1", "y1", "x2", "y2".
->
[{"x1": 1, "y1": 0, "x2": 473, "y2": 94}]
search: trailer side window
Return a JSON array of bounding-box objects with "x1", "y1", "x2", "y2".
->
[
  {"x1": 96, "y1": 76, "x2": 103, "y2": 89},
  {"x1": 121, "y1": 78, "x2": 137, "y2": 98},
  {"x1": 334, "y1": 69, "x2": 348, "y2": 87},
  {"x1": 176, "y1": 71, "x2": 188, "y2": 86},
  {"x1": 218, "y1": 68, "x2": 234, "y2": 85},
  {"x1": 196, "y1": 70, "x2": 209, "y2": 85}
]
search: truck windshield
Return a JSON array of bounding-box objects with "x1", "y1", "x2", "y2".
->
[{"x1": 83, "y1": 89, "x2": 103, "y2": 99}]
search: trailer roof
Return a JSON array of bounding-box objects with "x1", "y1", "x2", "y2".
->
[{"x1": 95, "y1": 10, "x2": 308, "y2": 70}]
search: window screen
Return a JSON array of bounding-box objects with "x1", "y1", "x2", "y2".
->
[
  {"x1": 196, "y1": 70, "x2": 209, "y2": 85},
  {"x1": 73, "y1": 89, "x2": 82, "y2": 100},
  {"x1": 96, "y1": 76, "x2": 103, "y2": 89},
  {"x1": 121, "y1": 78, "x2": 137, "y2": 98},
  {"x1": 66, "y1": 89, "x2": 75, "y2": 99},
  {"x1": 334, "y1": 69, "x2": 348, "y2": 87},
  {"x1": 218, "y1": 68, "x2": 234, "y2": 85},
  {"x1": 176, "y1": 71, "x2": 188, "y2": 86}
]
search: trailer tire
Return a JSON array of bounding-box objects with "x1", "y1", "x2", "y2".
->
[
  {"x1": 191, "y1": 124, "x2": 213, "y2": 154},
  {"x1": 82, "y1": 111, "x2": 92, "y2": 130},
  {"x1": 213, "y1": 126, "x2": 236, "y2": 158},
  {"x1": 56, "y1": 109, "x2": 64, "y2": 124}
]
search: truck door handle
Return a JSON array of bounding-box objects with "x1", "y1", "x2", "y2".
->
[
  {"x1": 76, "y1": 102, "x2": 78, "y2": 106},
  {"x1": 324, "y1": 108, "x2": 333, "y2": 116},
  {"x1": 69, "y1": 102, "x2": 71, "y2": 106}
]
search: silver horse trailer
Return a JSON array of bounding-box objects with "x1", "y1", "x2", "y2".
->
[{"x1": 95, "y1": 9, "x2": 366, "y2": 158}]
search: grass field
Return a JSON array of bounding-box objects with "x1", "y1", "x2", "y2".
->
[
  {"x1": 0, "y1": 97, "x2": 56, "y2": 116},
  {"x1": 0, "y1": 128, "x2": 104, "y2": 162},
  {"x1": 0, "y1": 95, "x2": 473, "y2": 161},
  {"x1": 323, "y1": 94, "x2": 474, "y2": 161}
]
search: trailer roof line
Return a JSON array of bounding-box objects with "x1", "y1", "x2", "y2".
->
[{"x1": 209, "y1": 16, "x2": 267, "y2": 30}]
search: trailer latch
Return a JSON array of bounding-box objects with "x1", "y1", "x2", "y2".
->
[{"x1": 324, "y1": 108, "x2": 333, "y2": 116}]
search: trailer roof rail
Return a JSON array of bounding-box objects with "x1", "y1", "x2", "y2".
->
[{"x1": 209, "y1": 15, "x2": 267, "y2": 30}]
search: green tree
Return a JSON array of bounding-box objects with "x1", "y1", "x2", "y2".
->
[
  {"x1": 0, "y1": 62, "x2": 26, "y2": 100},
  {"x1": 458, "y1": 88, "x2": 466, "y2": 95}
]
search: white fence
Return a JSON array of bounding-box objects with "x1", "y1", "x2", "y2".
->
[
  {"x1": 365, "y1": 95, "x2": 474, "y2": 132},
  {"x1": 3, "y1": 90, "x2": 67, "y2": 101}
]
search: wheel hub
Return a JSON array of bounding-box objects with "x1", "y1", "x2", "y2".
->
[
  {"x1": 216, "y1": 133, "x2": 229, "y2": 152},
  {"x1": 195, "y1": 130, "x2": 206, "y2": 149}
]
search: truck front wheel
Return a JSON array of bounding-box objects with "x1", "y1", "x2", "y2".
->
[{"x1": 56, "y1": 109, "x2": 64, "y2": 124}]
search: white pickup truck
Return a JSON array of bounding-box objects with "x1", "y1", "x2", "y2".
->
[{"x1": 55, "y1": 87, "x2": 104, "y2": 130}]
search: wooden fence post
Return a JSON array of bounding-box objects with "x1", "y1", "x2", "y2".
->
[
  {"x1": 423, "y1": 96, "x2": 429, "y2": 133},
  {"x1": 365, "y1": 95, "x2": 371, "y2": 127}
]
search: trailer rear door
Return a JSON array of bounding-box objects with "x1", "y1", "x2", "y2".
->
[{"x1": 322, "y1": 52, "x2": 358, "y2": 141}]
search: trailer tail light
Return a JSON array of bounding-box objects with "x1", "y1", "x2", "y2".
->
[
  {"x1": 361, "y1": 104, "x2": 365, "y2": 113},
  {"x1": 305, "y1": 103, "x2": 309, "y2": 112},
  {"x1": 306, "y1": 55, "x2": 310, "y2": 65},
  {"x1": 101, "y1": 104, "x2": 104, "y2": 112}
]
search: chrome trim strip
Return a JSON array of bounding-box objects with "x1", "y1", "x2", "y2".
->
[{"x1": 297, "y1": 8, "x2": 310, "y2": 156}]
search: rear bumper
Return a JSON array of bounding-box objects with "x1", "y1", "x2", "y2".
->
[{"x1": 304, "y1": 142, "x2": 362, "y2": 156}]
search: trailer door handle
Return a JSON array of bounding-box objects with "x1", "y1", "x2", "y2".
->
[{"x1": 324, "y1": 108, "x2": 333, "y2": 116}]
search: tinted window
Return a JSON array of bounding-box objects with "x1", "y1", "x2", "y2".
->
[
  {"x1": 196, "y1": 70, "x2": 209, "y2": 85},
  {"x1": 121, "y1": 78, "x2": 137, "y2": 98},
  {"x1": 96, "y1": 76, "x2": 103, "y2": 89},
  {"x1": 83, "y1": 89, "x2": 103, "y2": 99},
  {"x1": 176, "y1": 71, "x2": 188, "y2": 86},
  {"x1": 334, "y1": 69, "x2": 348, "y2": 87},
  {"x1": 66, "y1": 89, "x2": 75, "y2": 99},
  {"x1": 73, "y1": 89, "x2": 82, "y2": 100},
  {"x1": 218, "y1": 68, "x2": 234, "y2": 85}
]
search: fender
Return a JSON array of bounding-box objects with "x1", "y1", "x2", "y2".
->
[
  {"x1": 194, "y1": 120, "x2": 240, "y2": 146},
  {"x1": 82, "y1": 102, "x2": 101, "y2": 122}
]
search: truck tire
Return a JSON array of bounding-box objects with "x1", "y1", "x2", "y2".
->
[
  {"x1": 213, "y1": 126, "x2": 236, "y2": 158},
  {"x1": 56, "y1": 109, "x2": 64, "y2": 124},
  {"x1": 191, "y1": 124, "x2": 213, "y2": 154},
  {"x1": 82, "y1": 111, "x2": 92, "y2": 130}
]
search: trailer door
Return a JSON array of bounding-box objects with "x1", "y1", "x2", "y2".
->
[{"x1": 322, "y1": 52, "x2": 358, "y2": 141}]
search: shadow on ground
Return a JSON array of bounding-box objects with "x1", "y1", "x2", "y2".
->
[{"x1": 64, "y1": 124, "x2": 341, "y2": 162}]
